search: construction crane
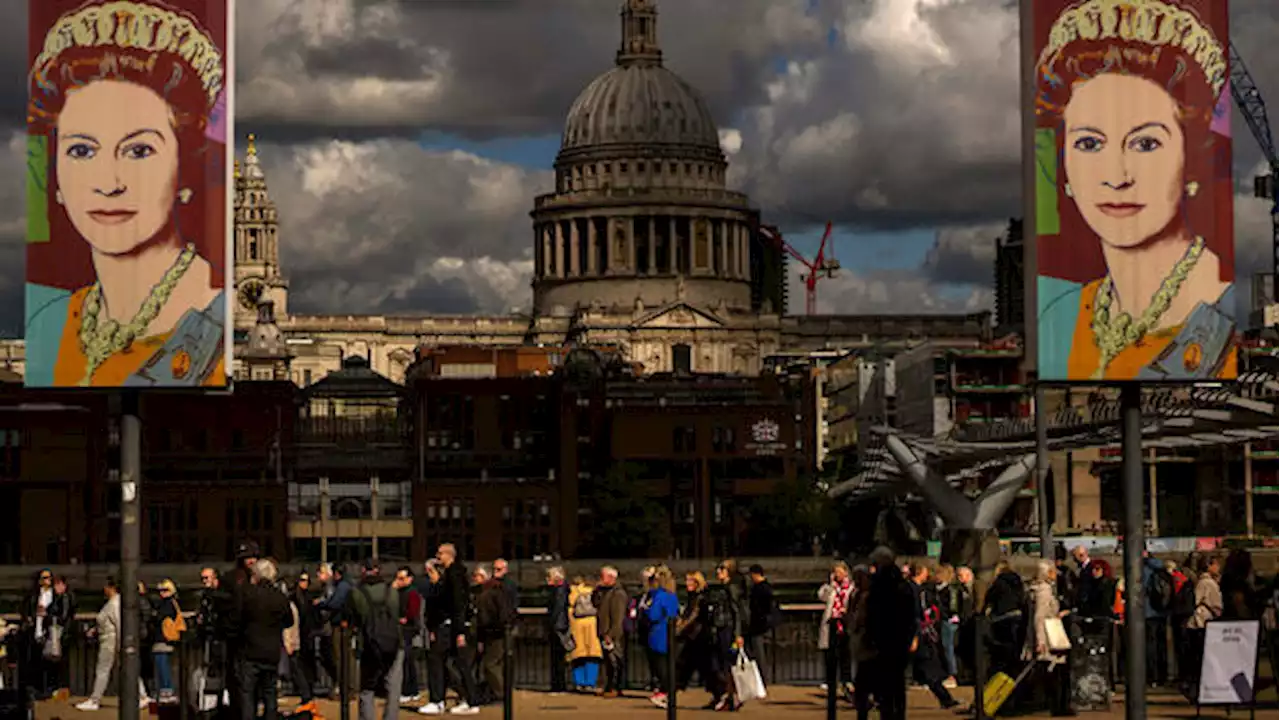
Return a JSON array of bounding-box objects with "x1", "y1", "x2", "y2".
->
[
  {"x1": 758, "y1": 222, "x2": 840, "y2": 315},
  {"x1": 1229, "y1": 41, "x2": 1278, "y2": 310}
]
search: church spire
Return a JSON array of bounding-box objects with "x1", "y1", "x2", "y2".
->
[
  {"x1": 616, "y1": 0, "x2": 662, "y2": 68},
  {"x1": 243, "y1": 132, "x2": 264, "y2": 179}
]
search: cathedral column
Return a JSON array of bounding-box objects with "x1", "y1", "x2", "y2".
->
[
  {"x1": 569, "y1": 218, "x2": 581, "y2": 277},
  {"x1": 545, "y1": 224, "x2": 555, "y2": 274},
  {"x1": 587, "y1": 217, "x2": 599, "y2": 275},
  {"x1": 533, "y1": 224, "x2": 542, "y2": 278},
  {"x1": 648, "y1": 216, "x2": 657, "y2": 274},
  {"x1": 725, "y1": 223, "x2": 736, "y2": 279},
  {"x1": 554, "y1": 222, "x2": 566, "y2": 278},
  {"x1": 737, "y1": 224, "x2": 749, "y2": 279},
  {"x1": 626, "y1": 217, "x2": 636, "y2": 272},
  {"x1": 716, "y1": 220, "x2": 727, "y2": 277},
  {"x1": 669, "y1": 216, "x2": 678, "y2": 274}
]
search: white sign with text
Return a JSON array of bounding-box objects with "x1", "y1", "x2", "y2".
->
[{"x1": 1197, "y1": 620, "x2": 1260, "y2": 705}]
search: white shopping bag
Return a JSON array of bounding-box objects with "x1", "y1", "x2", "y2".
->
[{"x1": 731, "y1": 651, "x2": 767, "y2": 703}]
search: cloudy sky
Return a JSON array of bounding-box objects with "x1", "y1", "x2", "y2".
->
[{"x1": 0, "y1": 0, "x2": 1275, "y2": 335}]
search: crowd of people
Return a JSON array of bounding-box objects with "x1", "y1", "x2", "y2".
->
[
  {"x1": 0, "y1": 543, "x2": 1275, "y2": 719},
  {"x1": 806, "y1": 545, "x2": 1277, "y2": 719}
]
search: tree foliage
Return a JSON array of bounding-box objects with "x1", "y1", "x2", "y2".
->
[
  {"x1": 583, "y1": 462, "x2": 670, "y2": 558},
  {"x1": 744, "y1": 475, "x2": 840, "y2": 556}
]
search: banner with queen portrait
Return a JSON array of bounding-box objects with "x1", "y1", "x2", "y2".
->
[
  {"x1": 1031, "y1": 0, "x2": 1237, "y2": 382},
  {"x1": 25, "y1": 0, "x2": 233, "y2": 388}
]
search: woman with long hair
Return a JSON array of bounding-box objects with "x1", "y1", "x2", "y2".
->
[
  {"x1": 675, "y1": 571, "x2": 708, "y2": 693},
  {"x1": 1034, "y1": 0, "x2": 1236, "y2": 381},
  {"x1": 20, "y1": 569, "x2": 70, "y2": 700},
  {"x1": 25, "y1": 0, "x2": 229, "y2": 388}
]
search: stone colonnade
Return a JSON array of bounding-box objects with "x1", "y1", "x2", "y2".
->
[{"x1": 534, "y1": 214, "x2": 753, "y2": 281}]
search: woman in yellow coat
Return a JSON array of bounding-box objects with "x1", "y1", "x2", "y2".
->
[{"x1": 568, "y1": 576, "x2": 604, "y2": 692}]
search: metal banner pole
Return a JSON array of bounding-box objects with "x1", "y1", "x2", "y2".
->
[
  {"x1": 1035, "y1": 384, "x2": 1053, "y2": 558},
  {"x1": 1121, "y1": 384, "x2": 1147, "y2": 719},
  {"x1": 120, "y1": 392, "x2": 142, "y2": 720}
]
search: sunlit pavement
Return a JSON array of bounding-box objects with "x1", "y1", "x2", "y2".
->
[{"x1": 32, "y1": 686, "x2": 1280, "y2": 718}]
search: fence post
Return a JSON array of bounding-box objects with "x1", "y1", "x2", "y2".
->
[
  {"x1": 502, "y1": 624, "x2": 514, "y2": 720},
  {"x1": 177, "y1": 638, "x2": 188, "y2": 720},
  {"x1": 825, "y1": 618, "x2": 837, "y2": 720},
  {"x1": 666, "y1": 616, "x2": 677, "y2": 720},
  {"x1": 339, "y1": 624, "x2": 350, "y2": 720},
  {"x1": 974, "y1": 613, "x2": 988, "y2": 720}
]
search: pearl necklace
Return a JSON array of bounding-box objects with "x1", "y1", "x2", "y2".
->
[
  {"x1": 1089, "y1": 236, "x2": 1205, "y2": 380},
  {"x1": 77, "y1": 244, "x2": 197, "y2": 386}
]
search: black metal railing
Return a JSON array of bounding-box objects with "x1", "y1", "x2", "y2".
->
[{"x1": 1, "y1": 607, "x2": 827, "y2": 698}]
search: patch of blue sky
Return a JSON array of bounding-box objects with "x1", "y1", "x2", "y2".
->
[
  {"x1": 417, "y1": 131, "x2": 561, "y2": 169},
  {"x1": 780, "y1": 226, "x2": 935, "y2": 272}
]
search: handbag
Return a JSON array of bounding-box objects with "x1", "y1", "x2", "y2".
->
[
  {"x1": 1044, "y1": 617, "x2": 1072, "y2": 652},
  {"x1": 556, "y1": 629, "x2": 576, "y2": 654},
  {"x1": 42, "y1": 622, "x2": 62, "y2": 661},
  {"x1": 730, "y1": 651, "x2": 767, "y2": 704}
]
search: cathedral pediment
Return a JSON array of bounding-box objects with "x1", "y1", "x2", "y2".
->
[{"x1": 633, "y1": 302, "x2": 725, "y2": 329}]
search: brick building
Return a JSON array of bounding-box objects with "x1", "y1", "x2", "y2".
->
[
  {"x1": 1, "y1": 340, "x2": 821, "y2": 565},
  {"x1": 0, "y1": 381, "x2": 294, "y2": 565}
]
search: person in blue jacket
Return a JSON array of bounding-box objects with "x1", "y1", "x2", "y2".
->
[{"x1": 645, "y1": 566, "x2": 681, "y2": 710}]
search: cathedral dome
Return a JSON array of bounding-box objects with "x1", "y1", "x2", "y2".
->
[
  {"x1": 561, "y1": 65, "x2": 721, "y2": 154},
  {"x1": 558, "y1": 0, "x2": 723, "y2": 161}
]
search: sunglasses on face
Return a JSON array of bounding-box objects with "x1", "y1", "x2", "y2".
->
[{"x1": 39, "y1": 576, "x2": 51, "y2": 582}]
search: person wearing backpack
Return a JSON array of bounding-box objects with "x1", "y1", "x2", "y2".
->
[
  {"x1": 1169, "y1": 560, "x2": 1197, "y2": 687},
  {"x1": 349, "y1": 558, "x2": 407, "y2": 720},
  {"x1": 566, "y1": 576, "x2": 603, "y2": 693},
  {"x1": 1142, "y1": 553, "x2": 1173, "y2": 686}
]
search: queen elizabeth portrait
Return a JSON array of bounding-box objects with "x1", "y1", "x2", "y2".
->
[
  {"x1": 24, "y1": 0, "x2": 230, "y2": 388},
  {"x1": 1034, "y1": 0, "x2": 1237, "y2": 382}
]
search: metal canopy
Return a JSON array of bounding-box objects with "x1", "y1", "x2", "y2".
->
[{"x1": 828, "y1": 370, "x2": 1279, "y2": 501}]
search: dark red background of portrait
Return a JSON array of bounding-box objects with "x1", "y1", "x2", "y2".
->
[
  {"x1": 1033, "y1": 0, "x2": 1234, "y2": 285},
  {"x1": 26, "y1": 0, "x2": 229, "y2": 290}
]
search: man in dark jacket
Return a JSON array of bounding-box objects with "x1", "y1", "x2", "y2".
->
[
  {"x1": 545, "y1": 566, "x2": 571, "y2": 693},
  {"x1": 864, "y1": 547, "x2": 918, "y2": 720},
  {"x1": 702, "y1": 561, "x2": 747, "y2": 711},
  {"x1": 473, "y1": 566, "x2": 515, "y2": 705},
  {"x1": 907, "y1": 565, "x2": 958, "y2": 709},
  {"x1": 424, "y1": 543, "x2": 480, "y2": 715},
  {"x1": 236, "y1": 558, "x2": 294, "y2": 720},
  {"x1": 219, "y1": 540, "x2": 259, "y2": 719},
  {"x1": 746, "y1": 564, "x2": 776, "y2": 684},
  {"x1": 492, "y1": 559, "x2": 520, "y2": 615},
  {"x1": 593, "y1": 566, "x2": 629, "y2": 698}
]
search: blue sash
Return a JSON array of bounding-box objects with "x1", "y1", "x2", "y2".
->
[{"x1": 123, "y1": 292, "x2": 227, "y2": 387}]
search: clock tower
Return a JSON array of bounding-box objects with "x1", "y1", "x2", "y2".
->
[{"x1": 233, "y1": 134, "x2": 289, "y2": 329}]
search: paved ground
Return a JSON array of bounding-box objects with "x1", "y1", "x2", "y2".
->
[{"x1": 30, "y1": 686, "x2": 1280, "y2": 719}]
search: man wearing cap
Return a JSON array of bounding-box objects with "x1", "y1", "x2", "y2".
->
[{"x1": 218, "y1": 540, "x2": 259, "y2": 718}]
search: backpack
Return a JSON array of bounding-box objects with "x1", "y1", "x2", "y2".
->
[
  {"x1": 573, "y1": 590, "x2": 597, "y2": 619},
  {"x1": 356, "y1": 584, "x2": 401, "y2": 657},
  {"x1": 1148, "y1": 568, "x2": 1175, "y2": 614},
  {"x1": 1170, "y1": 575, "x2": 1197, "y2": 618},
  {"x1": 623, "y1": 595, "x2": 644, "y2": 636}
]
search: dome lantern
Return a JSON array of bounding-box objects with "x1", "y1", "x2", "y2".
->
[{"x1": 616, "y1": 0, "x2": 662, "y2": 68}]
